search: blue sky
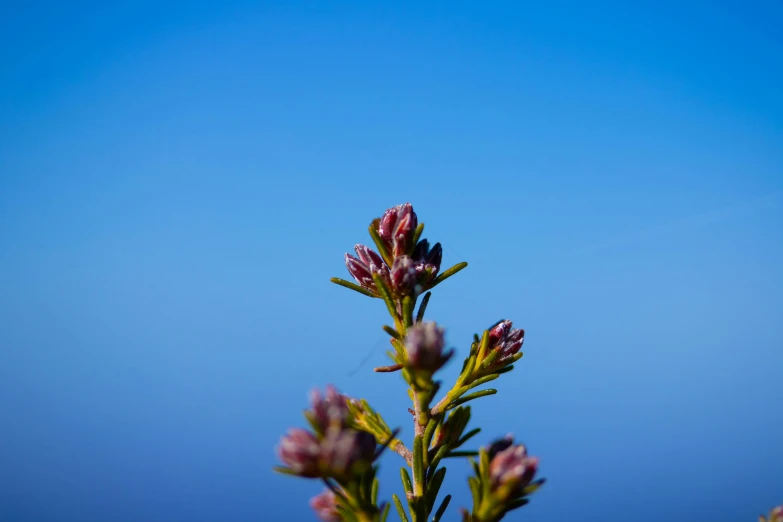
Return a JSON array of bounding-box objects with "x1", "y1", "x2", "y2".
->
[{"x1": 1, "y1": 2, "x2": 782, "y2": 521}]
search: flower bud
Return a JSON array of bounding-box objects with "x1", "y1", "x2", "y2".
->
[
  {"x1": 310, "y1": 490, "x2": 340, "y2": 522},
  {"x1": 486, "y1": 434, "x2": 515, "y2": 460},
  {"x1": 487, "y1": 439, "x2": 539, "y2": 499},
  {"x1": 345, "y1": 245, "x2": 391, "y2": 295},
  {"x1": 391, "y1": 256, "x2": 418, "y2": 296},
  {"x1": 377, "y1": 203, "x2": 418, "y2": 258},
  {"x1": 309, "y1": 385, "x2": 350, "y2": 433},
  {"x1": 354, "y1": 244, "x2": 386, "y2": 272},
  {"x1": 405, "y1": 322, "x2": 453, "y2": 373},
  {"x1": 277, "y1": 428, "x2": 322, "y2": 477},
  {"x1": 487, "y1": 320, "x2": 524, "y2": 364},
  {"x1": 320, "y1": 428, "x2": 377, "y2": 479},
  {"x1": 412, "y1": 240, "x2": 442, "y2": 287}
]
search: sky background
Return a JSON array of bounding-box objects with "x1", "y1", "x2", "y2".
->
[{"x1": 1, "y1": 1, "x2": 782, "y2": 521}]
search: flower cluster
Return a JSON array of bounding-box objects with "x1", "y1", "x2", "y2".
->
[
  {"x1": 487, "y1": 436, "x2": 541, "y2": 502},
  {"x1": 465, "y1": 436, "x2": 544, "y2": 522},
  {"x1": 343, "y1": 203, "x2": 444, "y2": 299},
  {"x1": 277, "y1": 386, "x2": 378, "y2": 482},
  {"x1": 486, "y1": 320, "x2": 524, "y2": 367}
]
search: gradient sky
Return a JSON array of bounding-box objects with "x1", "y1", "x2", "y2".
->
[{"x1": 1, "y1": 2, "x2": 782, "y2": 521}]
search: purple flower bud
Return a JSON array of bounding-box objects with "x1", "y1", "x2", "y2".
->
[
  {"x1": 355, "y1": 244, "x2": 386, "y2": 271},
  {"x1": 488, "y1": 440, "x2": 539, "y2": 497},
  {"x1": 320, "y1": 428, "x2": 377, "y2": 479},
  {"x1": 405, "y1": 322, "x2": 453, "y2": 373},
  {"x1": 487, "y1": 320, "x2": 525, "y2": 364},
  {"x1": 345, "y1": 253, "x2": 375, "y2": 288},
  {"x1": 277, "y1": 428, "x2": 322, "y2": 478},
  {"x1": 411, "y1": 240, "x2": 442, "y2": 287},
  {"x1": 345, "y1": 246, "x2": 391, "y2": 295},
  {"x1": 391, "y1": 256, "x2": 418, "y2": 296},
  {"x1": 310, "y1": 385, "x2": 350, "y2": 433},
  {"x1": 378, "y1": 207, "x2": 399, "y2": 246},
  {"x1": 377, "y1": 203, "x2": 418, "y2": 258},
  {"x1": 486, "y1": 435, "x2": 515, "y2": 460},
  {"x1": 310, "y1": 490, "x2": 340, "y2": 522}
]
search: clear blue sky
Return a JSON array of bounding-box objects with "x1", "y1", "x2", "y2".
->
[{"x1": 1, "y1": 2, "x2": 782, "y2": 521}]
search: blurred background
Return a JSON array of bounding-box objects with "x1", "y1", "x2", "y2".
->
[{"x1": 1, "y1": 2, "x2": 781, "y2": 521}]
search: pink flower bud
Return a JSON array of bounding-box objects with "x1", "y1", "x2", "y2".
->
[
  {"x1": 377, "y1": 203, "x2": 418, "y2": 258},
  {"x1": 487, "y1": 438, "x2": 539, "y2": 497},
  {"x1": 277, "y1": 429, "x2": 322, "y2": 478},
  {"x1": 487, "y1": 320, "x2": 525, "y2": 364},
  {"x1": 412, "y1": 240, "x2": 442, "y2": 287},
  {"x1": 405, "y1": 322, "x2": 453, "y2": 373},
  {"x1": 345, "y1": 246, "x2": 391, "y2": 295},
  {"x1": 355, "y1": 244, "x2": 386, "y2": 272},
  {"x1": 309, "y1": 385, "x2": 350, "y2": 433},
  {"x1": 391, "y1": 256, "x2": 418, "y2": 296},
  {"x1": 310, "y1": 490, "x2": 340, "y2": 522}
]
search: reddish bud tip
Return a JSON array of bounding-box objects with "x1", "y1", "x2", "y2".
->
[{"x1": 310, "y1": 490, "x2": 340, "y2": 522}]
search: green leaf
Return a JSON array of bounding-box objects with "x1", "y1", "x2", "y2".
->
[
  {"x1": 272, "y1": 466, "x2": 297, "y2": 476},
  {"x1": 413, "y1": 436, "x2": 424, "y2": 493},
  {"x1": 456, "y1": 427, "x2": 481, "y2": 448},
  {"x1": 383, "y1": 325, "x2": 402, "y2": 339},
  {"x1": 448, "y1": 389, "x2": 497, "y2": 410},
  {"x1": 392, "y1": 494, "x2": 409, "y2": 522},
  {"x1": 430, "y1": 262, "x2": 468, "y2": 288},
  {"x1": 381, "y1": 502, "x2": 391, "y2": 522},
  {"x1": 415, "y1": 291, "x2": 431, "y2": 323},
  {"x1": 432, "y1": 494, "x2": 452, "y2": 522},
  {"x1": 522, "y1": 478, "x2": 546, "y2": 495},
  {"x1": 479, "y1": 448, "x2": 490, "y2": 476},
  {"x1": 423, "y1": 418, "x2": 438, "y2": 455},
  {"x1": 330, "y1": 277, "x2": 377, "y2": 298},
  {"x1": 426, "y1": 467, "x2": 446, "y2": 512},
  {"x1": 372, "y1": 477, "x2": 380, "y2": 504},
  {"x1": 479, "y1": 348, "x2": 500, "y2": 369},
  {"x1": 465, "y1": 374, "x2": 499, "y2": 391},
  {"x1": 444, "y1": 450, "x2": 478, "y2": 458},
  {"x1": 400, "y1": 468, "x2": 413, "y2": 495},
  {"x1": 467, "y1": 476, "x2": 481, "y2": 508},
  {"x1": 429, "y1": 444, "x2": 450, "y2": 472},
  {"x1": 505, "y1": 498, "x2": 529, "y2": 512},
  {"x1": 373, "y1": 272, "x2": 400, "y2": 323},
  {"x1": 458, "y1": 355, "x2": 477, "y2": 386},
  {"x1": 402, "y1": 296, "x2": 414, "y2": 328},
  {"x1": 410, "y1": 223, "x2": 425, "y2": 255},
  {"x1": 475, "y1": 330, "x2": 490, "y2": 366}
]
